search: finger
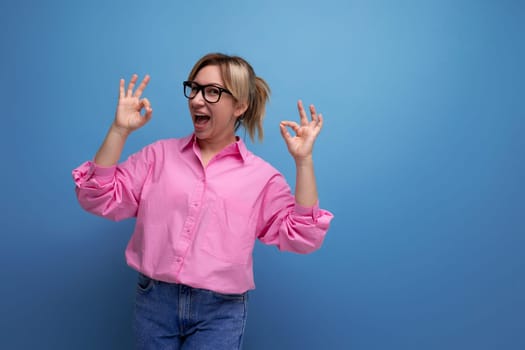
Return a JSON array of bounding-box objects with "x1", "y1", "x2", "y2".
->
[
  {"x1": 309, "y1": 104, "x2": 318, "y2": 123},
  {"x1": 139, "y1": 98, "x2": 153, "y2": 118},
  {"x1": 119, "y1": 78, "x2": 125, "y2": 99},
  {"x1": 297, "y1": 100, "x2": 309, "y2": 125},
  {"x1": 134, "y1": 74, "x2": 151, "y2": 98},
  {"x1": 279, "y1": 122, "x2": 292, "y2": 141},
  {"x1": 143, "y1": 105, "x2": 153, "y2": 122},
  {"x1": 140, "y1": 97, "x2": 152, "y2": 110},
  {"x1": 317, "y1": 114, "x2": 324, "y2": 131},
  {"x1": 127, "y1": 74, "x2": 138, "y2": 97},
  {"x1": 280, "y1": 120, "x2": 301, "y2": 134}
]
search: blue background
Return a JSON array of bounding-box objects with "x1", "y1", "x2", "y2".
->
[{"x1": 1, "y1": 0, "x2": 524, "y2": 349}]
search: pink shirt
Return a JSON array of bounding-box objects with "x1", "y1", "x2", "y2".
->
[{"x1": 73, "y1": 134, "x2": 333, "y2": 294}]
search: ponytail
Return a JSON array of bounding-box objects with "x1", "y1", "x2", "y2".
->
[{"x1": 238, "y1": 76, "x2": 270, "y2": 142}]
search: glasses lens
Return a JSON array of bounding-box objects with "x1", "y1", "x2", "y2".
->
[
  {"x1": 204, "y1": 86, "x2": 221, "y2": 103},
  {"x1": 184, "y1": 82, "x2": 194, "y2": 99}
]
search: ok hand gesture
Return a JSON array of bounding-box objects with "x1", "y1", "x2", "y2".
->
[
  {"x1": 113, "y1": 74, "x2": 152, "y2": 135},
  {"x1": 279, "y1": 100, "x2": 324, "y2": 162}
]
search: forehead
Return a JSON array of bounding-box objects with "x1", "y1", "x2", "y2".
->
[{"x1": 194, "y1": 64, "x2": 223, "y2": 85}]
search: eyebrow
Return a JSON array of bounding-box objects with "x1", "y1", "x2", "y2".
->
[{"x1": 191, "y1": 81, "x2": 226, "y2": 89}]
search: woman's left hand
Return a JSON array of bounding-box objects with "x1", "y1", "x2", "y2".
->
[{"x1": 280, "y1": 100, "x2": 324, "y2": 162}]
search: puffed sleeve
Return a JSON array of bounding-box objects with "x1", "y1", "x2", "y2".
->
[
  {"x1": 256, "y1": 173, "x2": 334, "y2": 254},
  {"x1": 72, "y1": 144, "x2": 155, "y2": 221}
]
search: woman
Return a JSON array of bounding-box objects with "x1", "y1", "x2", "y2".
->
[{"x1": 73, "y1": 53, "x2": 333, "y2": 349}]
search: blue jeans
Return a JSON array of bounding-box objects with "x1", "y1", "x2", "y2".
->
[{"x1": 133, "y1": 273, "x2": 248, "y2": 350}]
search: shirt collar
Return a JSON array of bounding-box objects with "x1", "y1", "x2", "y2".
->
[
  {"x1": 180, "y1": 134, "x2": 196, "y2": 151},
  {"x1": 180, "y1": 134, "x2": 249, "y2": 163}
]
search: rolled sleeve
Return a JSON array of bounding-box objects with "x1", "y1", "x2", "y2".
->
[
  {"x1": 73, "y1": 161, "x2": 117, "y2": 187},
  {"x1": 257, "y1": 175, "x2": 334, "y2": 254},
  {"x1": 293, "y1": 202, "x2": 321, "y2": 222},
  {"x1": 72, "y1": 150, "x2": 151, "y2": 221}
]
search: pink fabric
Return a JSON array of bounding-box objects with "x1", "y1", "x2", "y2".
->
[{"x1": 73, "y1": 134, "x2": 333, "y2": 294}]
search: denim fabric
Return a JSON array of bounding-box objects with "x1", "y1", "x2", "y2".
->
[{"x1": 133, "y1": 273, "x2": 248, "y2": 350}]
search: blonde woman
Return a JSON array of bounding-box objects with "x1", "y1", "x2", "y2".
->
[{"x1": 73, "y1": 53, "x2": 333, "y2": 349}]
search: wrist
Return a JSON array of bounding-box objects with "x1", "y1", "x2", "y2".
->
[
  {"x1": 110, "y1": 123, "x2": 131, "y2": 138},
  {"x1": 294, "y1": 155, "x2": 314, "y2": 168}
]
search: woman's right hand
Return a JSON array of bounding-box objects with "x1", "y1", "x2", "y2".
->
[{"x1": 113, "y1": 74, "x2": 152, "y2": 136}]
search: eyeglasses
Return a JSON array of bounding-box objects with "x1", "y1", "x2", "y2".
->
[{"x1": 183, "y1": 81, "x2": 233, "y2": 104}]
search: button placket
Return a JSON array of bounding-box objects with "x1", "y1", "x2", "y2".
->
[{"x1": 173, "y1": 176, "x2": 206, "y2": 269}]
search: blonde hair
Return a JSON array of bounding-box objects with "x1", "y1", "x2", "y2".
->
[{"x1": 187, "y1": 53, "x2": 271, "y2": 142}]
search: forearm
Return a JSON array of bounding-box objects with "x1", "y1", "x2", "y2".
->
[
  {"x1": 294, "y1": 156, "x2": 318, "y2": 207},
  {"x1": 94, "y1": 124, "x2": 130, "y2": 166}
]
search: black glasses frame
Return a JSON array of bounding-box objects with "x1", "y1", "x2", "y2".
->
[{"x1": 183, "y1": 81, "x2": 233, "y2": 104}]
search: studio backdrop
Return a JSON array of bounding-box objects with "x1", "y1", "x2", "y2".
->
[{"x1": 1, "y1": 0, "x2": 523, "y2": 349}]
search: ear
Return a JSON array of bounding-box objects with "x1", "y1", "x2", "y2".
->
[{"x1": 234, "y1": 101, "x2": 248, "y2": 119}]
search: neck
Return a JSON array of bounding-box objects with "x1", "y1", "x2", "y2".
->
[{"x1": 196, "y1": 135, "x2": 237, "y2": 156}]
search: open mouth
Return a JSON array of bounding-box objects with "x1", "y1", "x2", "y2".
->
[{"x1": 194, "y1": 114, "x2": 211, "y2": 126}]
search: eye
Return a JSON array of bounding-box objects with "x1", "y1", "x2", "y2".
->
[
  {"x1": 206, "y1": 86, "x2": 221, "y2": 96},
  {"x1": 191, "y1": 84, "x2": 200, "y2": 93}
]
